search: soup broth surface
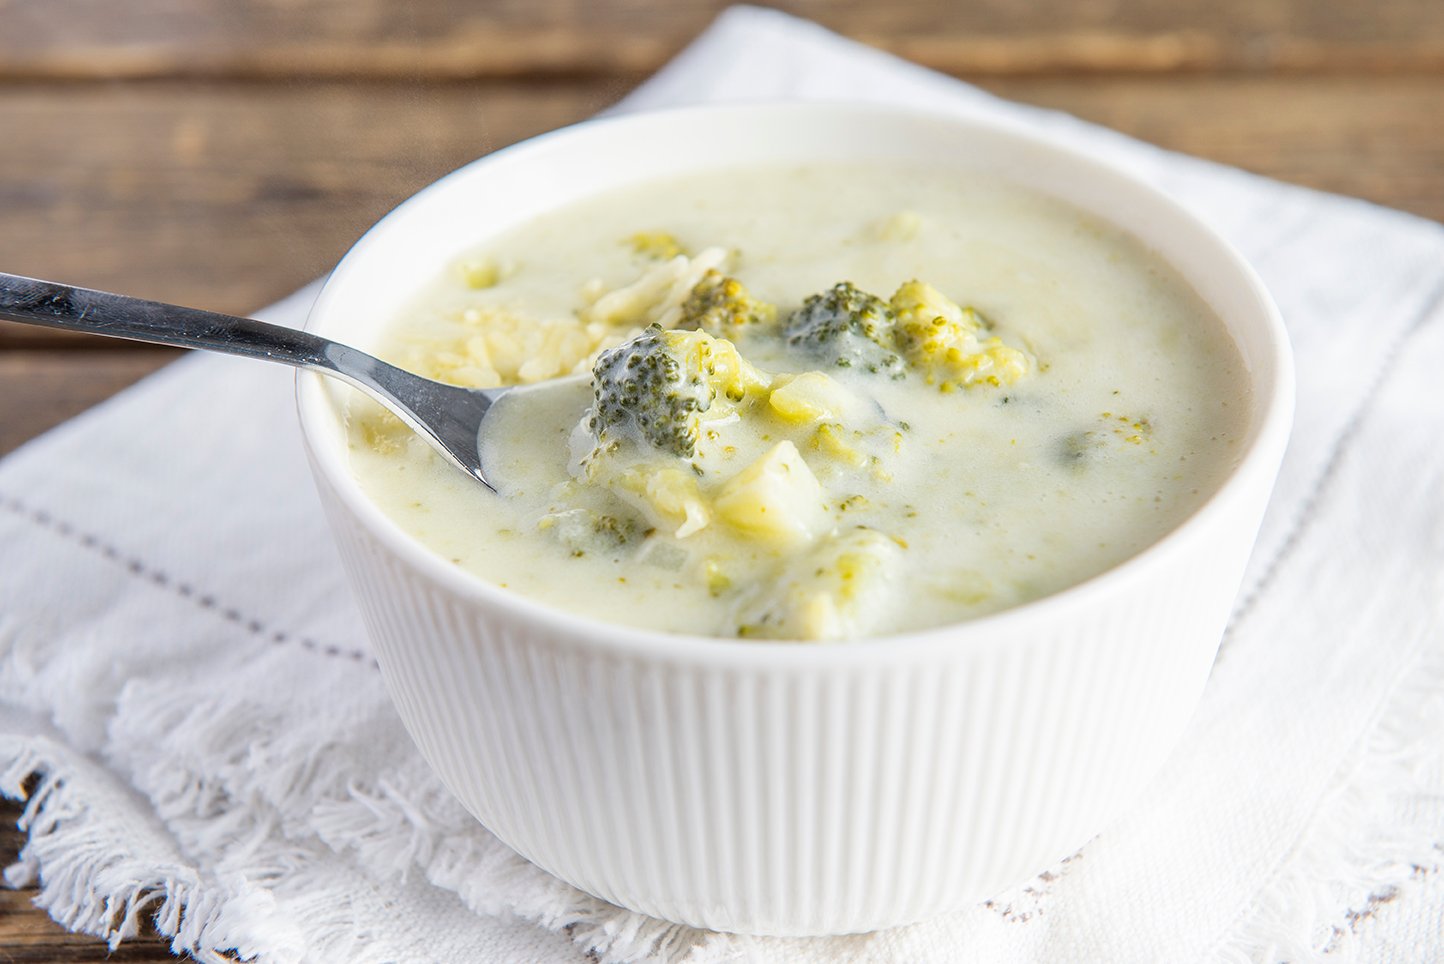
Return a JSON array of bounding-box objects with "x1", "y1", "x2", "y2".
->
[{"x1": 345, "y1": 164, "x2": 1248, "y2": 640}]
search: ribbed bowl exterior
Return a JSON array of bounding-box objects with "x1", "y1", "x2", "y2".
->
[{"x1": 314, "y1": 463, "x2": 1269, "y2": 935}]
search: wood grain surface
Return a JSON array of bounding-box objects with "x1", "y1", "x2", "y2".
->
[
  {"x1": 2, "y1": 0, "x2": 1440, "y2": 959},
  {"x1": 6, "y1": 0, "x2": 1444, "y2": 77}
]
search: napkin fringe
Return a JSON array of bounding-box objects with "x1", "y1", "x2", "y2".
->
[
  {"x1": 1214, "y1": 644, "x2": 1444, "y2": 960},
  {"x1": 105, "y1": 681, "x2": 704, "y2": 964},
  {"x1": 307, "y1": 778, "x2": 705, "y2": 963},
  {"x1": 0, "y1": 743, "x2": 281, "y2": 964}
]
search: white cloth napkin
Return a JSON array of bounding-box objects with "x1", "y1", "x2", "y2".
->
[{"x1": 4, "y1": 7, "x2": 1443, "y2": 962}]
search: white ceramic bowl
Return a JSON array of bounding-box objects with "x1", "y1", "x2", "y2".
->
[{"x1": 298, "y1": 103, "x2": 1293, "y2": 936}]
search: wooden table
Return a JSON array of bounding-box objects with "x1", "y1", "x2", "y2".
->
[{"x1": 1, "y1": 0, "x2": 1440, "y2": 958}]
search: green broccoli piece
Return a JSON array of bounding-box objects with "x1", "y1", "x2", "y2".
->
[
  {"x1": 625, "y1": 231, "x2": 686, "y2": 261},
  {"x1": 680, "y1": 270, "x2": 777, "y2": 333},
  {"x1": 539, "y1": 507, "x2": 645, "y2": 557},
  {"x1": 1056, "y1": 430, "x2": 1106, "y2": 467},
  {"x1": 782, "y1": 282, "x2": 905, "y2": 378},
  {"x1": 590, "y1": 512, "x2": 642, "y2": 546},
  {"x1": 587, "y1": 324, "x2": 769, "y2": 460}
]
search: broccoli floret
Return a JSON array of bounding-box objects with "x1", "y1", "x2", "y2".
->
[
  {"x1": 589, "y1": 327, "x2": 708, "y2": 459},
  {"x1": 891, "y1": 279, "x2": 982, "y2": 338},
  {"x1": 586, "y1": 324, "x2": 769, "y2": 460},
  {"x1": 1055, "y1": 413, "x2": 1154, "y2": 468},
  {"x1": 539, "y1": 507, "x2": 644, "y2": 556},
  {"x1": 735, "y1": 527, "x2": 904, "y2": 640},
  {"x1": 890, "y1": 280, "x2": 1030, "y2": 389},
  {"x1": 1056, "y1": 430, "x2": 1106, "y2": 467},
  {"x1": 591, "y1": 512, "x2": 642, "y2": 545},
  {"x1": 782, "y1": 282, "x2": 905, "y2": 378},
  {"x1": 681, "y1": 270, "x2": 777, "y2": 333},
  {"x1": 626, "y1": 231, "x2": 686, "y2": 261}
]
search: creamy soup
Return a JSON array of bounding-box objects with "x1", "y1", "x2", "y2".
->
[{"x1": 344, "y1": 164, "x2": 1248, "y2": 640}]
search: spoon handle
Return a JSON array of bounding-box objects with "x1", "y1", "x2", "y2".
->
[
  {"x1": 0, "y1": 271, "x2": 500, "y2": 486},
  {"x1": 1, "y1": 270, "x2": 344, "y2": 367}
]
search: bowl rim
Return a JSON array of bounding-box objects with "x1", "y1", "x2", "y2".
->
[{"x1": 298, "y1": 99, "x2": 1296, "y2": 668}]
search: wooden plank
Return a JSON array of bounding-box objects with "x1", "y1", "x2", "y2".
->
[
  {"x1": 0, "y1": 80, "x2": 613, "y2": 321},
  {"x1": 0, "y1": 351, "x2": 178, "y2": 457},
  {"x1": 985, "y1": 75, "x2": 1444, "y2": 223},
  {"x1": 0, "y1": 801, "x2": 178, "y2": 960},
  {"x1": 2, "y1": 0, "x2": 1444, "y2": 79},
  {"x1": 0, "y1": 75, "x2": 1439, "y2": 322}
]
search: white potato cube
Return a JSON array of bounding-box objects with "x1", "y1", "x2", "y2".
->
[
  {"x1": 713, "y1": 441, "x2": 827, "y2": 545},
  {"x1": 767, "y1": 371, "x2": 860, "y2": 424}
]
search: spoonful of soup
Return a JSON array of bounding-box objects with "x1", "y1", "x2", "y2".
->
[{"x1": 0, "y1": 271, "x2": 521, "y2": 490}]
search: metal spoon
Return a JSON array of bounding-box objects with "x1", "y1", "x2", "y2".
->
[{"x1": 0, "y1": 271, "x2": 512, "y2": 490}]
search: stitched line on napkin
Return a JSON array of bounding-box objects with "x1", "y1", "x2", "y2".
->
[
  {"x1": 1220, "y1": 276, "x2": 1444, "y2": 653},
  {"x1": 0, "y1": 493, "x2": 374, "y2": 667}
]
